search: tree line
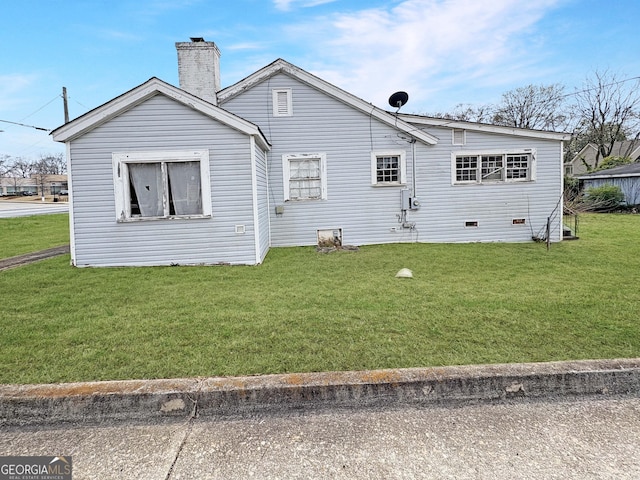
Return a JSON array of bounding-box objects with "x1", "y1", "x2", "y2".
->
[
  {"x1": 428, "y1": 70, "x2": 640, "y2": 170},
  {"x1": 0, "y1": 153, "x2": 66, "y2": 178}
]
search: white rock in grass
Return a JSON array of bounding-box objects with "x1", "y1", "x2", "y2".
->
[{"x1": 395, "y1": 268, "x2": 413, "y2": 278}]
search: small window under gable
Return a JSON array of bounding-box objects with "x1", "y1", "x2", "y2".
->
[
  {"x1": 273, "y1": 89, "x2": 293, "y2": 117},
  {"x1": 452, "y1": 129, "x2": 466, "y2": 145}
]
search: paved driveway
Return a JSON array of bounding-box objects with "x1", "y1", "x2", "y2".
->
[{"x1": 0, "y1": 200, "x2": 68, "y2": 218}]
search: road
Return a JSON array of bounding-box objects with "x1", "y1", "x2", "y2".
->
[
  {"x1": 0, "y1": 200, "x2": 68, "y2": 218},
  {"x1": 1, "y1": 396, "x2": 638, "y2": 479}
]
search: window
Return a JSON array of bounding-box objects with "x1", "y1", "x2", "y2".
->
[
  {"x1": 113, "y1": 150, "x2": 211, "y2": 221},
  {"x1": 452, "y1": 151, "x2": 535, "y2": 184},
  {"x1": 456, "y1": 155, "x2": 478, "y2": 182},
  {"x1": 282, "y1": 153, "x2": 327, "y2": 201},
  {"x1": 371, "y1": 151, "x2": 406, "y2": 185},
  {"x1": 273, "y1": 89, "x2": 293, "y2": 117}
]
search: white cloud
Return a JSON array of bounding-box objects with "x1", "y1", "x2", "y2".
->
[
  {"x1": 292, "y1": 0, "x2": 562, "y2": 111},
  {"x1": 274, "y1": 0, "x2": 337, "y2": 12}
]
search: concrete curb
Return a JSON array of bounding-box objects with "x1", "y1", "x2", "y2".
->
[{"x1": 1, "y1": 359, "x2": 639, "y2": 426}]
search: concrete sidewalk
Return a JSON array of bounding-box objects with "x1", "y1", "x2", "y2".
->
[
  {"x1": 1, "y1": 358, "x2": 638, "y2": 427},
  {"x1": 3, "y1": 396, "x2": 639, "y2": 479}
]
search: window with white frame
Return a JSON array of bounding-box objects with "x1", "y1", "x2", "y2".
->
[
  {"x1": 282, "y1": 153, "x2": 327, "y2": 201},
  {"x1": 371, "y1": 151, "x2": 406, "y2": 185},
  {"x1": 272, "y1": 89, "x2": 293, "y2": 117},
  {"x1": 452, "y1": 151, "x2": 535, "y2": 184},
  {"x1": 113, "y1": 150, "x2": 211, "y2": 221}
]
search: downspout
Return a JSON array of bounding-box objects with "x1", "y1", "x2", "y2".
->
[{"x1": 411, "y1": 138, "x2": 417, "y2": 197}]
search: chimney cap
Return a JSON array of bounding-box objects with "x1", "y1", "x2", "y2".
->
[{"x1": 190, "y1": 37, "x2": 205, "y2": 42}]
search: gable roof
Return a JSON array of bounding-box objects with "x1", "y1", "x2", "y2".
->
[
  {"x1": 51, "y1": 77, "x2": 271, "y2": 151},
  {"x1": 217, "y1": 59, "x2": 438, "y2": 146},
  {"x1": 398, "y1": 114, "x2": 571, "y2": 141},
  {"x1": 576, "y1": 162, "x2": 640, "y2": 179},
  {"x1": 569, "y1": 141, "x2": 640, "y2": 166}
]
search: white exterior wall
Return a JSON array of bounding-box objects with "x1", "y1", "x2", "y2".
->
[
  {"x1": 411, "y1": 126, "x2": 564, "y2": 243},
  {"x1": 221, "y1": 73, "x2": 425, "y2": 247},
  {"x1": 222, "y1": 73, "x2": 564, "y2": 246},
  {"x1": 68, "y1": 94, "x2": 259, "y2": 266}
]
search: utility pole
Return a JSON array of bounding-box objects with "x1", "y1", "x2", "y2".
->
[{"x1": 62, "y1": 87, "x2": 69, "y2": 123}]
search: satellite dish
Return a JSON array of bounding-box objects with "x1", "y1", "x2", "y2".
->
[{"x1": 388, "y1": 91, "x2": 409, "y2": 109}]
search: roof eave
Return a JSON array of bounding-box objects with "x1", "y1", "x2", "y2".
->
[
  {"x1": 399, "y1": 114, "x2": 571, "y2": 141},
  {"x1": 51, "y1": 78, "x2": 270, "y2": 150}
]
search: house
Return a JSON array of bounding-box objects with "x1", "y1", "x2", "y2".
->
[
  {"x1": 565, "y1": 141, "x2": 640, "y2": 176},
  {"x1": 51, "y1": 38, "x2": 570, "y2": 267},
  {"x1": 0, "y1": 175, "x2": 68, "y2": 196},
  {"x1": 576, "y1": 162, "x2": 640, "y2": 206}
]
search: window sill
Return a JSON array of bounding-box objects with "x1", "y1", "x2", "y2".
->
[
  {"x1": 118, "y1": 214, "x2": 212, "y2": 223},
  {"x1": 452, "y1": 180, "x2": 534, "y2": 186},
  {"x1": 371, "y1": 183, "x2": 406, "y2": 187}
]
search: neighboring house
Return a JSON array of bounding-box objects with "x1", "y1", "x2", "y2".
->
[
  {"x1": 51, "y1": 39, "x2": 570, "y2": 268},
  {"x1": 0, "y1": 175, "x2": 67, "y2": 196},
  {"x1": 566, "y1": 141, "x2": 640, "y2": 176},
  {"x1": 576, "y1": 162, "x2": 640, "y2": 206}
]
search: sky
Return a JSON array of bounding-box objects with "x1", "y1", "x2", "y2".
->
[{"x1": 2, "y1": 0, "x2": 640, "y2": 160}]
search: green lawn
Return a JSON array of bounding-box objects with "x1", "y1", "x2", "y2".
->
[
  {"x1": 0, "y1": 213, "x2": 69, "y2": 258},
  {"x1": 1, "y1": 213, "x2": 639, "y2": 384}
]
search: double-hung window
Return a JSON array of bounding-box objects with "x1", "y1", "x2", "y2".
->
[
  {"x1": 113, "y1": 150, "x2": 211, "y2": 221},
  {"x1": 453, "y1": 150, "x2": 535, "y2": 184},
  {"x1": 371, "y1": 150, "x2": 406, "y2": 185},
  {"x1": 282, "y1": 153, "x2": 327, "y2": 201}
]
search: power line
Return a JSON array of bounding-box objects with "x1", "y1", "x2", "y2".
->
[
  {"x1": 0, "y1": 119, "x2": 51, "y2": 132},
  {"x1": 555, "y1": 75, "x2": 640, "y2": 101},
  {"x1": 19, "y1": 94, "x2": 62, "y2": 122}
]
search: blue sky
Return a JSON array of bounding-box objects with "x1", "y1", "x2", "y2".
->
[{"x1": 2, "y1": 0, "x2": 640, "y2": 160}]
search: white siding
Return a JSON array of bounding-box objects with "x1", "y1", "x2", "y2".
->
[
  {"x1": 411, "y1": 127, "x2": 563, "y2": 243},
  {"x1": 69, "y1": 94, "x2": 258, "y2": 266},
  {"x1": 222, "y1": 73, "x2": 564, "y2": 245}
]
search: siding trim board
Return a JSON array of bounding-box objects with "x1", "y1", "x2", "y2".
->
[
  {"x1": 250, "y1": 136, "x2": 261, "y2": 264},
  {"x1": 66, "y1": 143, "x2": 77, "y2": 266}
]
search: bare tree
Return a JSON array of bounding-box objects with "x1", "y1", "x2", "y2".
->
[
  {"x1": 35, "y1": 153, "x2": 66, "y2": 175},
  {"x1": 428, "y1": 103, "x2": 495, "y2": 124},
  {"x1": 10, "y1": 158, "x2": 34, "y2": 178},
  {"x1": 428, "y1": 84, "x2": 569, "y2": 131},
  {"x1": 492, "y1": 84, "x2": 569, "y2": 131},
  {"x1": 0, "y1": 155, "x2": 12, "y2": 177},
  {"x1": 571, "y1": 70, "x2": 640, "y2": 169}
]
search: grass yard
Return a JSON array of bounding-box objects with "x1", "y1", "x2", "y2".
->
[
  {"x1": 0, "y1": 213, "x2": 639, "y2": 384},
  {"x1": 0, "y1": 213, "x2": 69, "y2": 258}
]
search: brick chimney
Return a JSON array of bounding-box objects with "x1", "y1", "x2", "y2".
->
[{"x1": 176, "y1": 38, "x2": 221, "y2": 105}]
